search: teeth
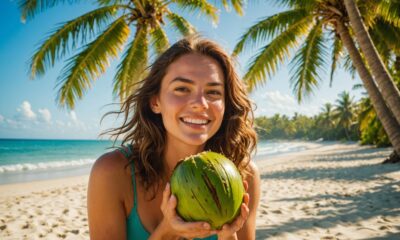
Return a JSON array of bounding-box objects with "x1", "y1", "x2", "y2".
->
[{"x1": 182, "y1": 118, "x2": 209, "y2": 125}]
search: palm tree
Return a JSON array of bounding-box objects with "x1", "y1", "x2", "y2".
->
[
  {"x1": 320, "y1": 103, "x2": 335, "y2": 129},
  {"x1": 334, "y1": 91, "x2": 355, "y2": 140},
  {"x1": 335, "y1": 19, "x2": 400, "y2": 156},
  {"x1": 232, "y1": 0, "x2": 400, "y2": 155},
  {"x1": 356, "y1": 56, "x2": 400, "y2": 147},
  {"x1": 357, "y1": 97, "x2": 390, "y2": 146},
  {"x1": 319, "y1": 103, "x2": 336, "y2": 139},
  {"x1": 343, "y1": 0, "x2": 400, "y2": 124},
  {"x1": 19, "y1": 0, "x2": 244, "y2": 109}
]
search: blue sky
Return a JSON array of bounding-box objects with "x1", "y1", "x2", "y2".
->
[{"x1": 0, "y1": 1, "x2": 363, "y2": 139}]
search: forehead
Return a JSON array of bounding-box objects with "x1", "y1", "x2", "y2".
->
[{"x1": 163, "y1": 53, "x2": 225, "y2": 85}]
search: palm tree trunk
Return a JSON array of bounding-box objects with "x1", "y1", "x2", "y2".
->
[
  {"x1": 344, "y1": 127, "x2": 350, "y2": 141},
  {"x1": 335, "y1": 20, "x2": 400, "y2": 155},
  {"x1": 343, "y1": 0, "x2": 400, "y2": 125}
]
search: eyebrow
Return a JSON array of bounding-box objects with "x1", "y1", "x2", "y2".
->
[{"x1": 170, "y1": 77, "x2": 223, "y2": 87}]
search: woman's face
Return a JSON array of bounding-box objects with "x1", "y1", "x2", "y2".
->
[{"x1": 151, "y1": 53, "x2": 225, "y2": 148}]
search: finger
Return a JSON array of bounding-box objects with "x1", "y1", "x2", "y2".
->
[
  {"x1": 240, "y1": 202, "x2": 250, "y2": 220},
  {"x1": 222, "y1": 204, "x2": 250, "y2": 233},
  {"x1": 243, "y1": 193, "x2": 250, "y2": 205},
  {"x1": 243, "y1": 180, "x2": 249, "y2": 192},
  {"x1": 186, "y1": 229, "x2": 219, "y2": 239},
  {"x1": 168, "y1": 194, "x2": 177, "y2": 209},
  {"x1": 176, "y1": 221, "x2": 211, "y2": 233},
  {"x1": 161, "y1": 183, "x2": 171, "y2": 210}
]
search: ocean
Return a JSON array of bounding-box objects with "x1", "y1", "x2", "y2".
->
[{"x1": 0, "y1": 138, "x2": 321, "y2": 184}]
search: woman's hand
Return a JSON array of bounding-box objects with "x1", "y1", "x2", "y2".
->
[
  {"x1": 216, "y1": 192, "x2": 250, "y2": 240},
  {"x1": 216, "y1": 181, "x2": 250, "y2": 240},
  {"x1": 155, "y1": 183, "x2": 218, "y2": 240}
]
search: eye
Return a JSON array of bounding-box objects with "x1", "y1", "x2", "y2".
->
[
  {"x1": 207, "y1": 90, "x2": 222, "y2": 96},
  {"x1": 174, "y1": 87, "x2": 190, "y2": 93}
]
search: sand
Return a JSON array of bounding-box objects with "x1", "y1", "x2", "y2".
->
[{"x1": 1, "y1": 143, "x2": 399, "y2": 239}]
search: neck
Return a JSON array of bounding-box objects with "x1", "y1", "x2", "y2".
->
[{"x1": 163, "y1": 138, "x2": 205, "y2": 180}]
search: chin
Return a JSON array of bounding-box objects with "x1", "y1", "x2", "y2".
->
[{"x1": 182, "y1": 135, "x2": 210, "y2": 147}]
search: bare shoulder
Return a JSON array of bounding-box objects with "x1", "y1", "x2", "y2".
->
[
  {"x1": 92, "y1": 151, "x2": 127, "y2": 172},
  {"x1": 88, "y1": 150, "x2": 131, "y2": 203},
  {"x1": 87, "y1": 150, "x2": 130, "y2": 239},
  {"x1": 245, "y1": 160, "x2": 260, "y2": 184}
]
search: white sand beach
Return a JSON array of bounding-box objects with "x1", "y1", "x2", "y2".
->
[{"x1": 0, "y1": 143, "x2": 399, "y2": 239}]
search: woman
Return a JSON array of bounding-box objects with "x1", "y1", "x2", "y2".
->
[{"x1": 87, "y1": 36, "x2": 261, "y2": 240}]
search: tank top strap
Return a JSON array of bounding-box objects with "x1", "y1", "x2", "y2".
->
[
  {"x1": 116, "y1": 144, "x2": 138, "y2": 208},
  {"x1": 130, "y1": 158, "x2": 138, "y2": 208},
  {"x1": 116, "y1": 144, "x2": 131, "y2": 159}
]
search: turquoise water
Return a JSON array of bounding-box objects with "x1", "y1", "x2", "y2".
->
[
  {"x1": 0, "y1": 139, "x2": 116, "y2": 184},
  {"x1": 0, "y1": 138, "x2": 320, "y2": 184}
]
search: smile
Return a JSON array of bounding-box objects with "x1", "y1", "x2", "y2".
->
[{"x1": 180, "y1": 117, "x2": 211, "y2": 125}]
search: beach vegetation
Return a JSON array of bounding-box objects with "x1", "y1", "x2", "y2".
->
[{"x1": 234, "y1": 0, "x2": 400, "y2": 157}]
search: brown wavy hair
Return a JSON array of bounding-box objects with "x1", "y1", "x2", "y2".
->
[{"x1": 103, "y1": 35, "x2": 257, "y2": 197}]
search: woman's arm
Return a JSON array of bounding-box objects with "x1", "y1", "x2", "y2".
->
[
  {"x1": 237, "y1": 161, "x2": 261, "y2": 240},
  {"x1": 87, "y1": 152, "x2": 128, "y2": 240}
]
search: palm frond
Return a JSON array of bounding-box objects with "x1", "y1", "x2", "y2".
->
[
  {"x1": 268, "y1": 0, "x2": 320, "y2": 10},
  {"x1": 369, "y1": 25, "x2": 393, "y2": 66},
  {"x1": 243, "y1": 15, "x2": 313, "y2": 91},
  {"x1": 96, "y1": 0, "x2": 124, "y2": 5},
  {"x1": 150, "y1": 24, "x2": 169, "y2": 56},
  {"x1": 290, "y1": 21, "x2": 327, "y2": 102},
  {"x1": 29, "y1": 5, "x2": 124, "y2": 79},
  {"x1": 357, "y1": 97, "x2": 374, "y2": 130},
  {"x1": 330, "y1": 33, "x2": 343, "y2": 87},
  {"x1": 166, "y1": 13, "x2": 196, "y2": 36},
  {"x1": 370, "y1": 18, "x2": 400, "y2": 55},
  {"x1": 233, "y1": 8, "x2": 309, "y2": 56},
  {"x1": 56, "y1": 16, "x2": 130, "y2": 109},
  {"x1": 114, "y1": 26, "x2": 149, "y2": 101},
  {"x1": 173, "y1": 0, "x2": 219, "y2": 23},
  {"x1": 218, "y1": 0, "x2": 244, "y2": 15},
  {"x1": 19, "y1": 0, "x2": 81, "y2": 22},
  {"x1": 343, "y1": 53, "x2": 357, "y2": 79},
  {"x1": 352, "y1": 83, "x2": 364, "y2": 91},
  {"x1": 376, "y1": 0, "x2": 400, "y2": 27}
]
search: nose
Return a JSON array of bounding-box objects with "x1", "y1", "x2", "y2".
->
[{"x1": 190, "y1": 92, "x2": 209, "y2": 110}]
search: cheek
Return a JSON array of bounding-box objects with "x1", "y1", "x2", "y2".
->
[
  {"x1": 160, "y1": 93, "x2": 184, "y2": 111},
  {"x1": 212, "y1": 101, "x2": 225, "y2": 121}
]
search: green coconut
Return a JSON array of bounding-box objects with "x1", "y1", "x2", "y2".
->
[{"x1": 170, "y1": 151, "x2": 245, "y2": 230}]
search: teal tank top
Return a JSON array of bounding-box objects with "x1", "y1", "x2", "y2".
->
[{"x1": 118, "y1": 145, "x2": 217, "y2": 240}]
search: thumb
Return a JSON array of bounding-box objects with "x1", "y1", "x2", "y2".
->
[{"x1": 168, "y1": 194, "x2": 178, "y2": 209}]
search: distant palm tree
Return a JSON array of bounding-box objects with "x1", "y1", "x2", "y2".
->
[
  {"x1": 19, "y1": 0, "x2": 244, "y2": 108},
  {"x1": 232, "y1": 0, "x2": 400, "y2": 155},
  {"x1": 320, "y1": 103, "x2": 335, "y2": 130},
  {"x1": 334, "y1": 91, "x2": 355, "y2": 140}
]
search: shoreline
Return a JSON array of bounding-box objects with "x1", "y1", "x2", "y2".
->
[
  {"x1": 0, "y1": 140, "x2": 329, "y2": 185},
  {"x1": 1, "y1": 143, "x2": 399, "y2": 239}
]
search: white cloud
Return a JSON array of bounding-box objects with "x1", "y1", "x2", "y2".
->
[
  {"x1": 56, "y1": 120, "x2": 65, "y2": 127},
  {"x1": 0, "y1": 114, "x2": 4, "y2": 123},
  {"x1": 38, "y1": 108, "x2": 52, "y2": 123},
  {"x1": 66, "y1": 110, "x2": 88, "y2": 131},
  {"x1": 251, "y1": 90, "x2": 320, "y2": 117},
  {"x1": 16, "y1": 101, "x2": 36, "y2": 120},
  {"x1": 69, "y1": 111, "x2": 78, "y2": 123}
]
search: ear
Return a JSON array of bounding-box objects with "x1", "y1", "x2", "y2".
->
[{"x1": 150, "y1": 95, "x2": 161, "y2": 114}]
